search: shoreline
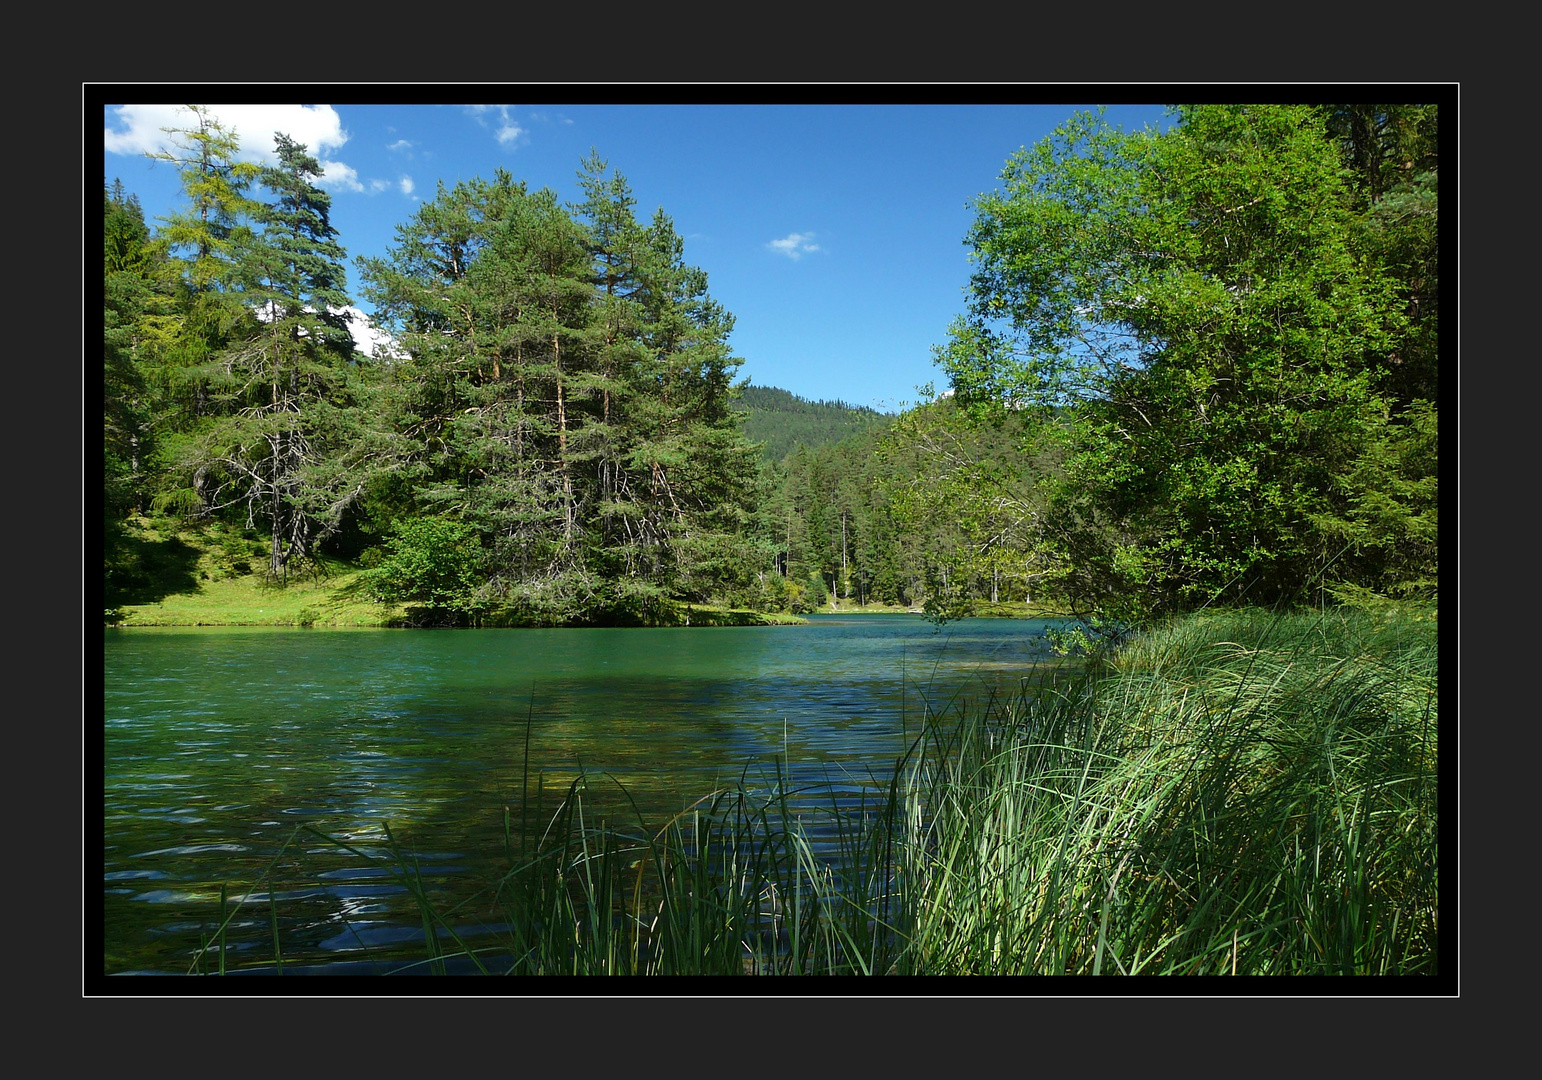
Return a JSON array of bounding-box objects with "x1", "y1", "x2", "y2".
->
[
  {"x1": 105, "y1": 518, "x2": 1045, "y2": 630},
  {"x1": 105, "y1": 606, "x2": 1057, "y2": 629}
]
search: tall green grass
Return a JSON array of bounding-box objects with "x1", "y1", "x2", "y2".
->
[
  {"x1": 900, "y1": 606, "x2": 1438, "y2": 974},
  {"x1": 476, "y1": 761, "x2": 920, "y2": 976},
  {"x1": 187, "y1": 605, "x2": 1437, "y2": 976}
]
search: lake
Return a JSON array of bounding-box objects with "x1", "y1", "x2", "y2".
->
[{"x1": 101, "y1": 614, "x2": 1069, "y2": 975}]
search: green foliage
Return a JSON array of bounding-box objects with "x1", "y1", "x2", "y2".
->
[
  {"x1": 805, "y1": 568, "x2": 829, "y2": 607},
  {"x1": 754, "y1": 392, "x2": 1061, "y2": 617},
  {"x1": 1041, "y1": 616, "x2": 1127, "y2": 657},
  {"x1": 940, "y1": 104, "x2": 1438, "y2": 619},
  {"x1": 1322, "y1": 104, "x2": 1438, "y2": 411},
  {"x1": 783, "y1": 579, "x2": 809, "y2": 615},
  {"x1": 105, "y1": 180, "x2": 187, "y2": 605},
  {"x1": 167, "y1": 129, "x2": 372, "y2": 582},
  {"x1": 356, "y1": 158, "x2": 764, "y2": 624},
  {"x1": 148, "y1": 105, "x2": 263, "y2": 291},
  {"x1": 1307, "y1": 398, "x2": 1438, "y2": 606},
  {"x1": 104, "y1": 186, "x2": 156, "y2": 521},
  {"x1": 133, "y1": 106, "x2": 267, "y2": 472},
  {"x1": 879, "y1": 396, "x2": 1054, "y2": 619},
  {"x1": 358, "y1": 517, "x2": 486, "y2": 623},
  {"x1": 767, "y1": 430, "x2": 898, "y2": 609},
  {"x1": 208, "y1": 527, "x2": 262, "y2": 579}
]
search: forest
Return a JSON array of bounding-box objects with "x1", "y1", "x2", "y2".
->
[{"x1": 103, "y1": 103, "x2": 1438, "y2": 631}]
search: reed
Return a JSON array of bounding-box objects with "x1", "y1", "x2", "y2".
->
[{"x1": 898, "y1": 606, "x2": 1439, "y2": 975}]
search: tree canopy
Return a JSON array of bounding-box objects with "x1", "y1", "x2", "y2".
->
[
  {"x1": 353, "y1": 157, "x2": 764, "y2": 623},
  {"x1": 937, "y1": 104, "x2": 1439, "y2": 620}
]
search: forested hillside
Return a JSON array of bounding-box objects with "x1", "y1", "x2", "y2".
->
[
  {"x1": 733, "y1": 384, "x2": 893, "y2": 463},
  {"x1": 103, "y1": 104, "x2": 1438, "y2": 629}
]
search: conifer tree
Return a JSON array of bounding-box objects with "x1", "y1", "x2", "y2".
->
[
  {"x1": 192, "y1": 133, "x2": 363, "y2": 579},
  {"x1": 146, "y1": 106, "x2": 263, "y2": 441},
  {"x1": 358, "y1": 159, "x2": 764, "y2": 623},
  {"x1": 104, "y1": 182, "x2": 159, "y2": 518}
]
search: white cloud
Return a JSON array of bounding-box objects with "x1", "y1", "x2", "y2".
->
[
  {"x1": 387, "y1": 139, "x2": 412, "y2": 153},
  {"x1": 105, "y1": 104, "x2": 358, "y2": 189},
  {"x1": 767, "y1": 232, "x2": 821, "y2": 260},
  {"x1": 369, "y1": 178, "x2": 390, "y2": 193},
  {"x1": 465, "y1": 104, "x2": 527, "y2": 149},
  {"x1": 317, "y1": 159, "x2": 362, "y2": 192},
  {"x1": 399, "y1": 176, "x2": 415, "y2": 196}
]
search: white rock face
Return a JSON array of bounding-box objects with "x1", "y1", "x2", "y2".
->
[{"x1": 340, "y1": 306, "x2": 404, "y2": 360}]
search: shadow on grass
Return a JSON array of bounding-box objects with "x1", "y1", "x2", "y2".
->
[{"x1": 105, "y1": 528, "x2": 203, "y2": 614}]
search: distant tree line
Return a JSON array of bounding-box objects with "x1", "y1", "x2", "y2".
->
[{"x1": 733, "y1": 384, "x2": 892, "y2": 463}]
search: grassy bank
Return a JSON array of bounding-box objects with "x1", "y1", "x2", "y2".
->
[
  {"x1": 106, "y1": 515, "x2": 404, "y2": 627},
  {"x1": 188, "y1": 603, "x2": 1437, "y2": 976},
  {"x1": 898, "y1": 604, "x2": 1439, "y2": 975},
  {"x1": 112, "y1": 575, "x2": 805, "y2": 629},
  {"x1": 109, "y1": 559, "x2": 407, "y2": 627},
  {"x1": 105, "y1": 515, "x2": 805, "y2": 628}
]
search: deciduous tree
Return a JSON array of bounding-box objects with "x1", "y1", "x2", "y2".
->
[{"x1": 939, "y1": 104, "x2": 1433, "y2": 617}]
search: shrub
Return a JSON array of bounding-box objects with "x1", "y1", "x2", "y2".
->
[
  {"x1": 785, "y1": 580, "x2": 809, "y2": 615},
  {"x1": 806, "y1": 570, "x2": 829, "y2": 608},
  {"x1": 357, "y1": 517, "x2": 485, "y2": 623}
]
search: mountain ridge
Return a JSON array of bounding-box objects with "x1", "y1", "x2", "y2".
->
[{"x1": 733, "y1": 382, "x2": 896, "y2": 462}]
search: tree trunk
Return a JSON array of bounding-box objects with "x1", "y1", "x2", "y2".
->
[
  {"x1": 554, "y1": 333, "x2": 573, "y2": 542},
  {"x1": 270, "y1": 483, "x2": 284, "y2": 578},
  {"x1": 841, "y1": 511, "x2": 848, "y2": 598}
]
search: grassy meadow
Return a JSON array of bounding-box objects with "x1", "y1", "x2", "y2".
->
[{"x1": 105, "y1": 515, "x2": 402, "y2": 627}]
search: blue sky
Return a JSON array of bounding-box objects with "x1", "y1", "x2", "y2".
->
[{"x1": 103, "y1": 102, "x2": 1170, "y2": 413}]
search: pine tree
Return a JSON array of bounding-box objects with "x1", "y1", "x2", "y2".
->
[
  {"x1": 193, "y1": 133, "x2": 363, "y2": 579},
  {"x1": 619, "y1": 207, "x2": 762, "y2": 606},
  {"x1": 104, "y1": 181, "x2": 158, "y2": 517},
  {"x1": 358, "y1": 159, "x2": 765, "y2": 623},
  {"x1": 360, "y1": 174, "x2": 598, "y2": 621},
  {"x1": 145, "y1": 106, "x2": 264, "y2": 443}
]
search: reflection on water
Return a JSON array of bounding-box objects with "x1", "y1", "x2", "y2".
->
[{"x1": 102, "y1": 615, "x2": 1067, "y2": 974}]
